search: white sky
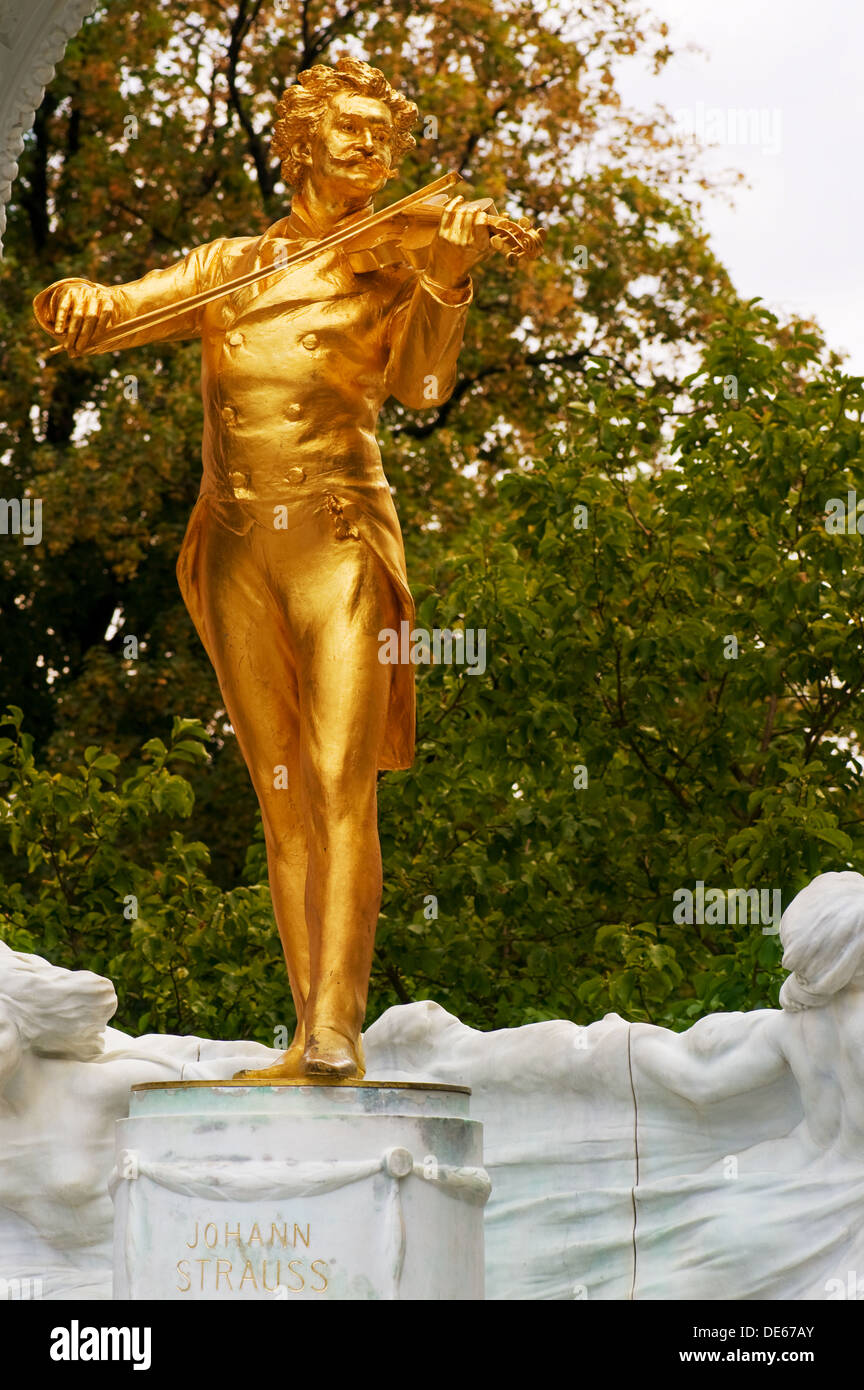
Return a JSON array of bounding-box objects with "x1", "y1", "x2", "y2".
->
[{"x1": 616, "y1": 0, "x2": 864, "y2": 372}]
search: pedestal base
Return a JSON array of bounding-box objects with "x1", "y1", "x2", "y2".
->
[{"x1": 111, "y1": 1080, "x2": 488, "y2": 1300}]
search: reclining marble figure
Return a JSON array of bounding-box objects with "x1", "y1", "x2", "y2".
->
[{"x1": 2, "y1": 870, "x2": 863, "y2": 1300}]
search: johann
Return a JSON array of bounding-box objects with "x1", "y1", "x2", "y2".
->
[
  {"x1": 50, "y1": 1321, "x2": 151, "y2": 1371},
  {"x1": 0, "y1": 497, "x2": 42, "y2": 545},
  {"x1": 673, "y1": 882, "x2": 781, "y2": 930}
]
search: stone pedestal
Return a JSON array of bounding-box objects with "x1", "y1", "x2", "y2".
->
[{"x1": 111, "y1": 1079, "x2": 488, "y2": 1301}]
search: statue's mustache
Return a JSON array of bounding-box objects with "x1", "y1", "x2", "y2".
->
[{"x1": 334, "y1": 153, "x2": 396, "y2": 180}]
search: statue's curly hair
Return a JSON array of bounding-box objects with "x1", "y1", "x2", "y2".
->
[{"x1": 272, "y1": 56, "x2": 418, "y2": 189}]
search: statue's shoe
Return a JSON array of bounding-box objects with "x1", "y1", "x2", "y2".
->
[
  {"x1": 232, "y1": 1043, "x2": 305, "y2": 1081},
  {"x1": 302, "y1": 1027, "x2": 365, "y2": 1080}
]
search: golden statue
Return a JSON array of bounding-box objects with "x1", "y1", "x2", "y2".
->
[{"x1": 33, "y1": 58, "x2": 542, "y2": 1082}]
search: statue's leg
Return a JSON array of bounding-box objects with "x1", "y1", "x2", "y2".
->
[
  {"x1": 280, "y1": 514, "x2": 399, "y2": 1079},
  {"x1": 179, "y1": 509, "x2": 312, "y2": 1077}
]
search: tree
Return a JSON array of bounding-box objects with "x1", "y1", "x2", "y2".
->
[{"x1": 0, "y1": 709, "x2": 285, "y2": 1036}]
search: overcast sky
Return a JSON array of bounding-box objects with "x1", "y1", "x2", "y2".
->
[{"x1": 615, "y1": 0, "x2": 864, "y2": 372}]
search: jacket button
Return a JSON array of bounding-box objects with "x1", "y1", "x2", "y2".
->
[
  {"x1": 221, "y1": 405, "x2": 237, "y2": 425},
  {"x1": 300, "y1": 332, "x2": 319, "y2": 351},
  {"x1": 285, "y1": 403, "x2": 302, "y2": 420},
  {"x1": 227, "y1": 331, "x2": 244, "y2": 347},
  {"x1": 287, "y1": 467, "x2": 306, "y2": 484},
  {"x1": 228, "y1": 471, "x2": 249, "y2": 490}
]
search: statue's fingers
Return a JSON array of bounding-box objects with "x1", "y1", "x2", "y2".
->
[
  {"x1": 76, "y1": 294, "x2": 101, "y2": 351},
  {"x1": 54, "y1": 289, "x2": 74, "y2": 336},
  {"x1": 77, "y1": 319, "x2": 98, "y2": 352},
  {"x1": 95, "y1": 298, "x2": 114, "y2": 339},
  {"x1": 83, "y1": 292, "x2": 112, "y2": 350},
  {"x1": 439, "y1": 195, "x2": 464, "y2": 236},
  {"x1": 70, "y1": 292, "x2": 99, "y2": 351},
  {"x1": 65, "y1": 302, "x2": 86, "y2": 353},
  {"x1": 448, "y1": 205, "x2": 466, "y2": 241},
  {"x1": 470, "y1": 211, "x2": 491, "y2": 248},
  {"x1": 449, "y1": 204, "x2": 476, "y2": 245},
  {"x1": 453, "y1": 202, "x2": 487, "y2": 244},
  {"x1": 468, "y1": 211, "x2": 489, "y2": 249},
  {"x1": 71, "y1": 290, "x2": 103, "y2": 352}
]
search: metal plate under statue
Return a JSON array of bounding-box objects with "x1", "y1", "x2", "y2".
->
[{"x1": 111, "y1": 1081, "x2": 488, "y2": 1301}]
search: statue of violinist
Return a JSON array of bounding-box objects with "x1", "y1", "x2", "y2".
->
[{"x1": 33, "y1": 57, "x2": 542, "y2": 1081}]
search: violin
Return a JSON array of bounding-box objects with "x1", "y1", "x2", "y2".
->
[
  {"x1": 344, "y1": 188, "x2": 546, "y2": 274},
  {"x1": 44, "y1": 171, "x2": 545, "y2": 358}
]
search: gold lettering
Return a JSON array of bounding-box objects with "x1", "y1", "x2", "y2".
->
[
  {"x1": 203, "y1": 1222, "x2": 219, "y2": 1249},
  {"x1": 185, "y1": 1221, "x2": 199, "y2": 1249},
  {"x1": 261, "y1": 1259, "x2": 281, "y2": 1293},
  {"x1": 176, "y1": 1259, "x2": 192, "y2": 1293},
  {"x1": 216, "y1": 1258, "x2": 233, "y2": 1292},
  {"x1": 284, "y1": 1259, "x2": 305, "y2": 1293},
  {"x1": 310, "y1": 1259, "x2": 329, "y2": 1292},
  {"x1": 195, "y1": 1258, "x2": 211, "y2": 1291},
  {"x1": 248, "y1": 1222, "x2": 263, "y2": 1245},
  {"x1": 294, "y1": 1223, "x2": 311, "y2": 1249},
  {"x1": 269, "y1": 1222, "x2": 288, "y2": 1248},
  {"x1": 239, "y1": 1260, "x2": 258, "y2": 1290},
  {"x1": 225, "y1": 1223, "x2": 241, "y2": 1245}
]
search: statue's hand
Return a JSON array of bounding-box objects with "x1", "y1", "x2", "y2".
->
[
  {"x1": 425, "y1": 195, "x2": 490, "y2": 291},
  {"x1": 49, "y1": 282, "x2": 116, "y2": 357}
]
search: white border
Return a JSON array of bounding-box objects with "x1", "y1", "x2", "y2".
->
[{"x1": 0, "y1": 0, "x2": 97, "y2": 251}]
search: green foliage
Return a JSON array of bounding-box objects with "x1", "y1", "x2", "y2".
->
[{"x1": 0, "y1": 710, "x2": 286, "y2": 1038}]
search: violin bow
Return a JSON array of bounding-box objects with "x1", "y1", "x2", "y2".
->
[{"x1": 46, "y1": 170, "x2": 464, "y2": 359}]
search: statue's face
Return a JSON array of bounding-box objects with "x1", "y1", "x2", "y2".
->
[{"x1": 305, "y1": 90, "x2": 396, "y2": 203}]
